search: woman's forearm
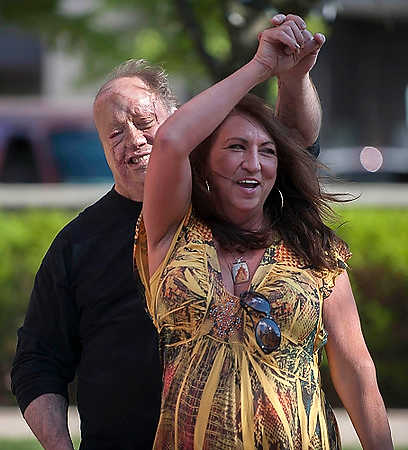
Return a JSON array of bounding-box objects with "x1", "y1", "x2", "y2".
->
[
  {"x1": 154, "y1": 59, "x2": 268, "y2": 158},
  {"x1": 330, "y1": 358, "x2": 393, "y2": 449}
]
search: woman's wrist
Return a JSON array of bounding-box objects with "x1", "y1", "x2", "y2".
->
[{"x1": 249, "y1": 57, "x2": 277, "y2": 83}]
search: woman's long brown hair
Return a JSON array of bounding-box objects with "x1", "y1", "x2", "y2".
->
[{"x1": 190, "y1": 93, "x2": 350, "y2": 271}]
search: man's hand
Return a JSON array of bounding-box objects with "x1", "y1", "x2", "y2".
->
[
  {"x1": 253, "y1": 14, "x2": 324, "y2": 79},
  {"x1": 270, "y1": 13, "x2": 325, "y2": 81}
]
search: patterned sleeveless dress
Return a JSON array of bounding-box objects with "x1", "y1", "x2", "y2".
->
[{"x1": 134, "y1": 207, "x2": 351, "y2": 450}]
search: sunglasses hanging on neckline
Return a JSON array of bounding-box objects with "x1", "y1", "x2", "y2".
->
[{"x1": 240, "y1": 290, "x2": 281, "y2": 354}]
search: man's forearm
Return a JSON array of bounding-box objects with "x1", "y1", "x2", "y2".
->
[
  {"x1": 24, "y1": 393, "x2": 74, "y2": 450},
  {"x1": 275, "y1": 74, "x2": 321, "y2": 147}
]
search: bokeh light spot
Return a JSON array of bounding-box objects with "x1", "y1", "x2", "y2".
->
[{"x1": 360, "y1": 146, "x2": 383, "y2": 172}]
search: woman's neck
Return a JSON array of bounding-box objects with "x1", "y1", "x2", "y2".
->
[{"x1": 218, "y1": 209, "x2": 267, "y2": 232}]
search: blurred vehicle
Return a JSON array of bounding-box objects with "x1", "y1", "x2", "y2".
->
[
  {"x1": 0, "y1": 98, "x2": 112, "y2": 183},
  {"x1": 319, "y1": 146, "x2": 408, "y2": 183}
]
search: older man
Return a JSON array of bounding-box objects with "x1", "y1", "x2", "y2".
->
[{"x1": 11, "y1": 14, "x2": 325, "y2": 450}]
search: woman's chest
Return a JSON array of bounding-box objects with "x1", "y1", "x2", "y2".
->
[{"x1": 159, "y1": 242, "x2": 323, "y2": 346}]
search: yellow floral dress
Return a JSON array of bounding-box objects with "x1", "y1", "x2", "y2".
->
[{"x1": 134, "y1": 208, "x2": 350, "y2": 450}]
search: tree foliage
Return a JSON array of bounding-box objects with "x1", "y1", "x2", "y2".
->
[{"x1": 0, "y1": 0, "x2": 324, "y2": 97}]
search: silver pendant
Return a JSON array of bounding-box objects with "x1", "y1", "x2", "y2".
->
[{"x1": 231, "y1": 257, "x2": 250, "y2": 284}]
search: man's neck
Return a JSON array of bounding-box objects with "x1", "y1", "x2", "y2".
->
[{"x1": 113, "y1": 184, "x2": 144, "y2": 202}]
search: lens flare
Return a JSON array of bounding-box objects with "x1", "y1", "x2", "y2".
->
[{"x1": 360, "y1": 146, "x2": 383, "y2": 172}]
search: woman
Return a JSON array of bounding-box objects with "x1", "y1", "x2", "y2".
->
[{"x1": 135, "y1": 19, "x2": 393, "y2": 450}]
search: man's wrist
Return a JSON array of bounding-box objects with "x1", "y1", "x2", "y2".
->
[{"x1": 277, "y1": 72, "x2": 311, "y2": 93}]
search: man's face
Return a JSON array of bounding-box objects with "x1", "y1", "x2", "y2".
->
[{"x1": 94, "y1": 77, "x2": 170, "y2": 200}]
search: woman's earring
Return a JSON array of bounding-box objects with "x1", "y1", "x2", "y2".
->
[
  {"x1": 277, "y1": 188, "x2": 284, "y2": 213},
  {"x1": 205, "y1": 180, "x2": 210, "y2": 192}
]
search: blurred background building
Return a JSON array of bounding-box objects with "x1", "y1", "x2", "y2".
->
[
  {"x1": 0, "y1": 0, "x2": 407, "y2": 186},
  {"x1": 315, "y1": 0, "x2": 408, "y2": 182},
  {"x1": 0, "y1": 0, "x2": 109, "y2": 184}
]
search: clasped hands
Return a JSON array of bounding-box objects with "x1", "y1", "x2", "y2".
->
[{"x1": 253, "y1": 13, "x2": 326, "y2": 81}]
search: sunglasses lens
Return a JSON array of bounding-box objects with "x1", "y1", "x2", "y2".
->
[
  {"x1": 256, "y1": 318, "x2": 281, "y2": 354},
  {"x1": 240, "y1": 292, "x2": 270, "y2": 315}
]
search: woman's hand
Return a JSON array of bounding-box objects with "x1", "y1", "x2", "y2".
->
[{"x1": 253, "y1": 14, "x2": 325, "y2": 80}]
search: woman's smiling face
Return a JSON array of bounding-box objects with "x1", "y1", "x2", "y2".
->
[{"x1": 207, "y1": 112, "x2": 278, "y2": 228}]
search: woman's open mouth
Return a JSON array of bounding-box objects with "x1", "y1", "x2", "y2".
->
[{"x1": 236, "y1": 179, "x2": 260, "y2": 190}]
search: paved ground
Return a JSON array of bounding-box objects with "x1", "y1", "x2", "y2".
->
[
  {"x1": 0, "y1": 407, "x2": 406, "y2": 446},
  {"x1": 1, "y1": 183, "x2": 408, "y2": 208}
]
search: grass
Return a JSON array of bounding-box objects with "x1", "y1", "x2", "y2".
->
[{"x1": 0, "y1": 439, "x2": 406, "y2": 450}]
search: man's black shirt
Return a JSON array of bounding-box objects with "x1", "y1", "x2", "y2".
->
[{"x1": 11, "y1": 188, "x2": 161, "y2": 449}]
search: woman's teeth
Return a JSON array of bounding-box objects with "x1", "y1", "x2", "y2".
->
[{"x1": 237, "y1": 180, "x2": 259, "y2": 188}]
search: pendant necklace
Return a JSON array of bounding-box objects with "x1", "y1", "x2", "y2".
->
[{"x1": 230, "y1": 256, "x2": 250, "y2": 284}]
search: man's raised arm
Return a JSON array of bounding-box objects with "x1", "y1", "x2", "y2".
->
[{"x1": 272, "y1": 13, "x2": 325, "y2": 148}]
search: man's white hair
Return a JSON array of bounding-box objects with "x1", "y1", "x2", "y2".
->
[{"x1": 95, "y1": 59, "x2": 177, "y2": 113}]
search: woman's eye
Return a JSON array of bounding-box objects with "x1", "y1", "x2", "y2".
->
[
  {"x1": 228, "y1": 144, "x2": 245, "y2": 150},
  {"x1": 261, "y1": 147, "x2": 277, "y2": 156}
]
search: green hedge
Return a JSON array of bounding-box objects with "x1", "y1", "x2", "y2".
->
[
  {"x1": 0, "y1": 207, "x2": 407, "y2": 407},
  {"x1": 0, "y1": 209, "x2": 77, "y2": 405},
  {"x1": 321, "y1": 207, "x2": 408, "y2": 408}
]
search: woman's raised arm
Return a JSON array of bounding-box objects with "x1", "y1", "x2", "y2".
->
[{"x1": 143, "y1": 23, "x2": 313, "y2": 276}]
